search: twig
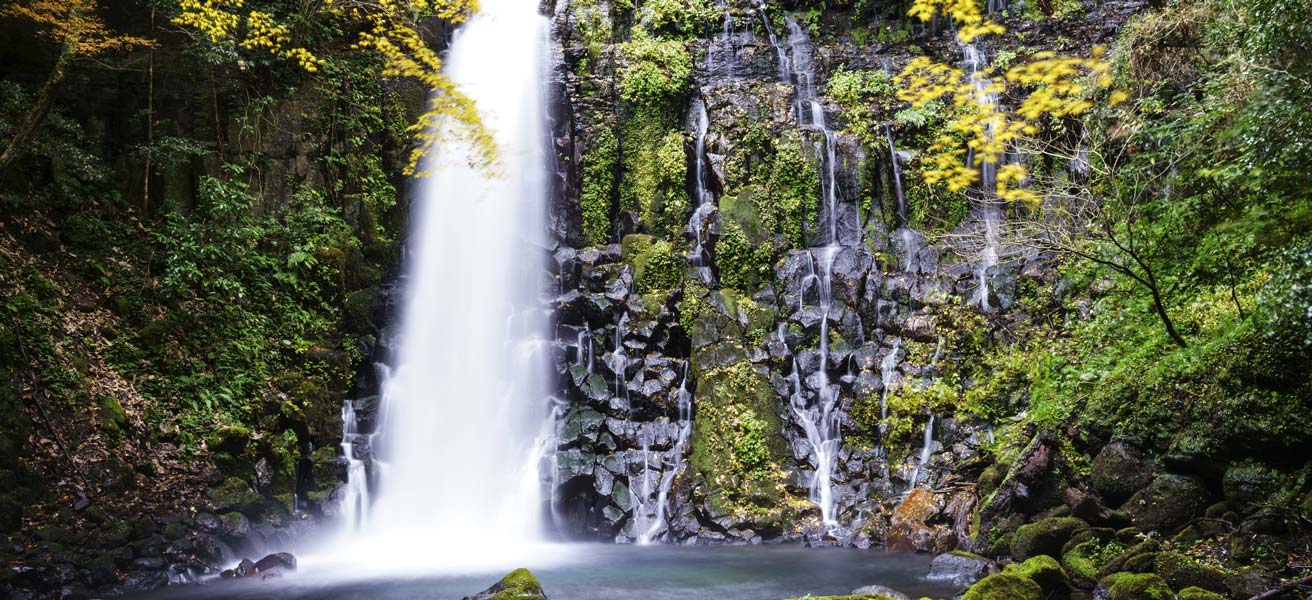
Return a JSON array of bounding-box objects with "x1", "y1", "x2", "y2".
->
[{"x1": 1247, "y1": 574, "x2": 1312, "y2": 600}]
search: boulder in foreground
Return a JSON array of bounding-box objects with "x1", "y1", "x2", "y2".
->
[{"x1": 464, "y1": 568, "x2": 548, "y2": 600}]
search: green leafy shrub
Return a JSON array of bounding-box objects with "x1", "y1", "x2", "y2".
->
[{"x1": 618, "y1": 29, "x2": 693, "y2": 106}]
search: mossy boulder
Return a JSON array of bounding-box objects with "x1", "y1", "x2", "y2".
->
[
  {"x1": 207, "y1": 425, "x2": 252, "y2": 455},
  {"x1": 1011, "y1": 517, "x2": 1089, "y2": 561},
  {"x1": 1177, "y1": 587, "x2": 1227, "y2": 600},
  {"x1": 464, "y1": 568, "x2": 547, "y2": 600},
  {"x1": 1004, "y1": 555, "x2": 1072, "y2": 599},
  {"x1": 688, "y1": 360, "x2": 788, "y2": 521},
  {"x1": 961, "y1": 572, "x2": 1043, "y2": 600},
  {"x1": 99, "y1": 395, "x2": 128, "y2": 436},
  {"x1": 1221, "y1": 461, "x2": 1282, "y2": 510},
  {"x1": 206, "y1": 477, "x2": 266, "y2": 517},
  {"x1": 1097, "y1": 572, "x2": 1173, "y2": 600},
  {"x1": 1154, "y1": 551, "x2": 1229, "y2": 594},
  {"x1": 1090, "y1": 441, "x2": 1155, "y2": 506},
  {"x1": 1061, "y1": 537, "x2": 1124, "y2": 588},
  {"x1": 1100, "y1": 539, "x2": 1160, "y2": 577},
  {"x1": 1123, "y1": 474, "x2": 1207, "y2": 533},
  {"x1": 621, "y1": 234, "x2": 683, "y2": 293}
]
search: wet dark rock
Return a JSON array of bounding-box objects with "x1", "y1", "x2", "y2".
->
[
  {"x1": 1090, "y1": 442, "x2": 1155, "y2": 506},
  {"x1": 254, "y1": 552, "x2": 297, "y2": 573},
  {"x1": 114, "y1": 570, "x2": 169, "y2": 593},
  {"x1": 1123, "y1": 474, "x2": 1207, "y2": 533},
  {"x1": 234, "y1": 558, "x2": 258, "y2": 577},
  {"x1": 927, "y1": 550, "x2": 995, "y2": 587},
  {"x1": 850, "y1": 583, "x2": 912, "y2": 599},
  {"x1": 218, "y1": 512, "x2": 251, "y2": 543}
]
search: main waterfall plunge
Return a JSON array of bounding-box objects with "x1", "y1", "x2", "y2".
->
[{"x1": 333, "y1": 0, "x2": 557, "y2": 570}]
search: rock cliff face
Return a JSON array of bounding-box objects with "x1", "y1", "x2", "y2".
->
[{"x1": 506, "y1": 0, "x2": 1129, "y2": 545}]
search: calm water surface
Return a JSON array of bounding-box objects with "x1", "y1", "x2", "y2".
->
[{"x1": 131, "y1": 544, "x2": 961, "y2": 600}]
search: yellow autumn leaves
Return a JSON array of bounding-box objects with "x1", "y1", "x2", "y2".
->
[
  {"x1": 895, "y1": 0, "x2": 1127, "y2": 203},
  {"x1": 174, "y1": 0, "x2": 489, "y2": 175}
]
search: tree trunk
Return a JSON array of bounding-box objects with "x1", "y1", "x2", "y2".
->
[
  {"x1": 1148, "y1": 282, "x2": 1188, "y2": 348},
  {"x1": 0, "y1": 35, "x2": 78, "y2": 174}
]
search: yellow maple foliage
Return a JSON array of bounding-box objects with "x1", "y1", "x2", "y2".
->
[
  {"x1": 895, "y1": 0, "x2": 1122, "y2": 203},
  {"x1": 174, "y1": 0, "x2": 493, "y2": 175},
  {"x1": 3, "y1": 0, "x2": 152, "y2": 55},
  {"x1": 0, "y1": 0, "x2": 152, "y2": 171}
]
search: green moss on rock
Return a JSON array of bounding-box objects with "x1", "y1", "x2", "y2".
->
[
  {"x1": 961, "y1": 572, "x2": 1044, "y2": 600},
  {"x1": 1011, "y1": 517, "x2": 1089, "y2": 561},
  {"x1": 1098, "y1": 572, "x2": 1173, "y2": 600},
  {"x1": 1004, "y1": 555, "x2": 1072, "y2": 598},
  {"x1": 207, "y1": 425, "x2": 251, "y2": 454},
  {"x1": 465, "y1": 568, "x2": 546, "y2": 600},
  {"x1": 1154, "y1": 551, "x2": 1229, "y2": 594},
  {"x1": 206, "y1": 476, "x2": 265, "y2": 517},
  {"x1": 1177, "y1": 586, "x2": 1227, "y2": 600},
  {"x1": 688, "y1": 360, "x2": 788, "y2": 521},
  {"x1": 580, "y1": 127, "x2": 619, "y2": 246}
]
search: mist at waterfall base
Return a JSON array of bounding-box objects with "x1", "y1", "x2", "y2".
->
[{"x1": 134, "y1": 546, "x2": 957, "y2": 600}]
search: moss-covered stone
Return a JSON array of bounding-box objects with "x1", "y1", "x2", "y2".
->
[
  {"x1": 465, "y1": 567, "x2": 547, "y2": 600},
  {"x1": 206, "y1": 476, "x2": 265, "y2": 517},
  {"x1": 688, "y1": 359, "x2": 789, "y2": 521},
  {"x1": 1154, "y1": 551, "x2": 1229, "y2": 594},
  {"x1": 1061, "y1": 537, "x2": 1125, "y2": 587},
  {"x1": 1098, "y1": 572, "x2": 1173, "y2": 600},
  {"x1": 1221, "y1": 461, "x2": 1283, "y2": 509},
  {"x1": 622, "y1": 235, "x2": 684, "y2": 293},
  {"x1": 207, "y1": 425, "x2": 251, "y2": 454},
  {"x1": 961, "y1": 572, "x2": 1043, "y2": 600},
  {"x1": 1099, "y1": 538, "x2": 1160, "y2": 578},
  {"x1": 1004, "y1": 555, "x2": 1072, "y2": 599},
  {"x1": 1011, "y1": 517, "x2": 1089, "y2": 561},
  {"x1": 1177, "y1": 587, "x2": 1227, "y2": 600},
  {"x1": 99, "y1": 395, "x2": 128, "y2": 436},
  {"x1": 1123, "y1": 474, "x2": 1207, "y2": 533}
]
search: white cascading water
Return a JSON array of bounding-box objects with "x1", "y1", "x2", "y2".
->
[
  {"x1": 331, "y1": 0, "x2": 555, "y2": 572},
  {"x1": 905, "y1": 415, "x2": 935, "y2": 491},
  {"x1": 686, "y1": 98, "x2": 716, "y2": 285},
  {"x1": 961, "y1": 42, "x2": 1004, "y2": 310}
]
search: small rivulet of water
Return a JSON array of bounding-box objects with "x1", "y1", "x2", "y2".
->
[
  {"x1": 756, "y1": 11, "x2": 860, "y2": 531},
  {"x1": 959, "y1": 41, "x2": 1005, "y2": 311},
  {"x1": 328, "y1": 0, "x2": 556, "y2": 573},
  {"x1": 686, "y1": 98, "x2": 717, "y2": 286},
  {"x1": 904, "y1": 415, "x2": 935, "y2": 492},
  {"x1": 756, "y1": 4, "x2": 790, "y2": 80},
  {"x1": 629, "y1": 366, "x2": 694, "y2": 544}
]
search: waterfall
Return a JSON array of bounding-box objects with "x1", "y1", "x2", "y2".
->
[
  {"x1": 335, "y1": 0, "x2": 554, "y2": 570},
  {"x1": 905, "y1": 415, "x2": 935, "y2": 491},
  {"x1": 687, "y1": 98, "x2": 716, "y2": 285},
  {"x1": 759, "y1": 13, "x2": 858, "y2": 530},
  {"x1": 756, "y1": 5, "x2": 790, "y2": 80},
  {"x1": 338, "y1": 398, "x2": 370, "y2": 532},
  {"x1": 974, "y1": 205, "x2": 1001, "y2": 310},
  {"x1": 784, "y1": 18, "x2": 843, "y2": 243},
  {"x1": 630, "y1": 366, "x2": 694, "y2": 543},
  {"x1": 878, "y1": 338, "x2": 901, "y2": 433},
  {"x1": 885, "y1": 125, "x2": 907, "y2": 228},
  {"x1": 960, "y1": 41, "x2": 1004, "y2": 310}
]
